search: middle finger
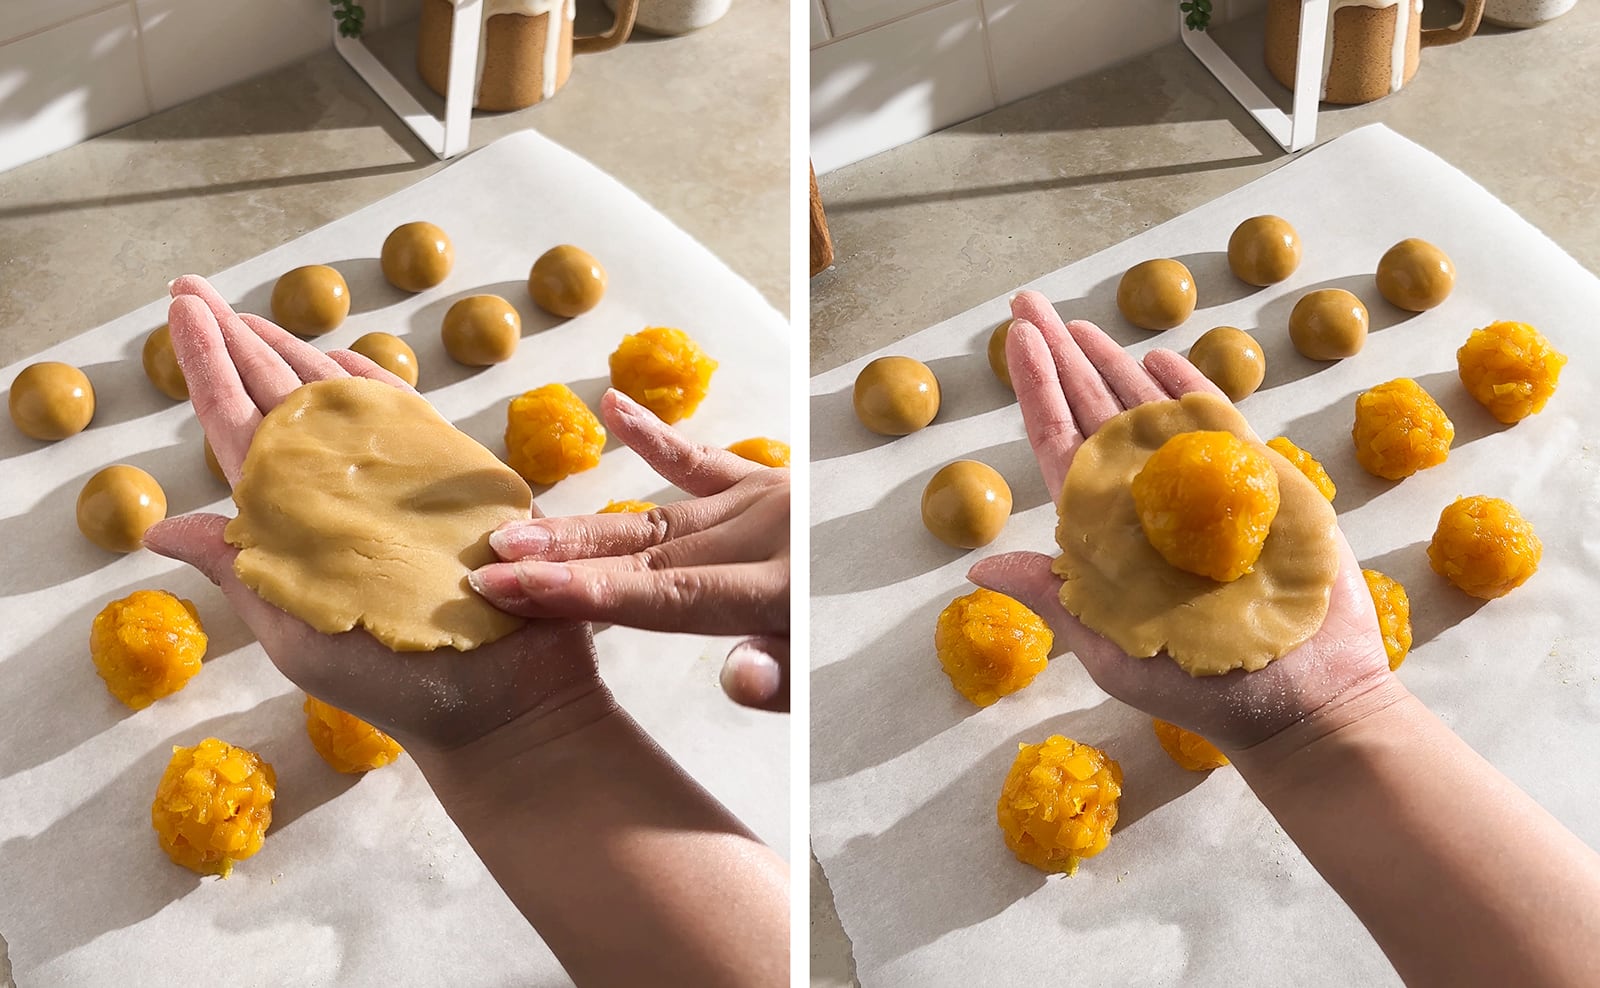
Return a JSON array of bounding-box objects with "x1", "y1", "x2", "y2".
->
[{"x1": 171, "y1": 275, "x2": 303, "y2": 411}]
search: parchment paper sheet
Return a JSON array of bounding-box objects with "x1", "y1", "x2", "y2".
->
[
  {"x1": 0, "y1": 130, "x2": 789, "y2": 987},
  {"x1": 810, "y1": 125, "x2": 1600, "y2": 987}
]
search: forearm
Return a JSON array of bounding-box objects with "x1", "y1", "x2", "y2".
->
[
  {"x1": 412, "y1": 689, "x2": 789, "y2": 988},
  {"x1": 1234, "y1": 679, "x2": 1600, "y2": 987}
]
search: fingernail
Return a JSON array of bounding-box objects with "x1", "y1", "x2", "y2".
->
[
  {"x1": 721, "y1": 644, "x2": 781, "y2": 704},
  {"x1": 467, "y1": 564, "x2": 521, "y2": 600},
  {"x1": 489, "y1": 523, "x2": 551, "y2": 558},
  {"x1": 511, "y1": 560, "x2": 572, "y2": 590},
  {"x1": 607, "y1": 388, "x2": 647, "y2": 416},
  {"x1": 167, "y1": 278, "x2": 178, "y2": 292}
]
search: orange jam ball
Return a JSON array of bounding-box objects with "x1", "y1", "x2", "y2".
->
[
  {"x1": 598, "y1": 499, "x2": 656, "y2": 513},
  {"x1": 151, "y1": 738, "x2": 275, "y2": 877},
  {"x1": 608, "y1": 326, "x2": 718, "y2": 424},
  {"x1": 934, "y1": 588, "x2": 1054, "y2": 707},
  {"x1": 727, "y1": 436, "x2": 791, "y2": 468},
  {"x1": 1266, "y1": 436, "x2": 1336, "y2": 502},
  {"x1": 1362, "y1": 568, "x2": 1413, "y2": 670},
  {"x1": 1151, "y1": 719, "x2": 1230, "y2": 771},
  {"x1": 90, "y1": 590, "x2": 208, "y2": 710},
  {"x1": 304, "y1": 695, "x2": 403, "y2": 774},
  {"x1": 1428, "y1": 495, "x2": 1542, "y2": 600},
  {"x1": 1131, "y1": 431, "x2": 1281, "y2": 582},
  {"x1": 504, "y1": 384, "x2": 606, "y2": 486},
  {"x1": 1351, "y1": 378, "x2": 1454, "y2": 480},
  {"x1": 1456, "y1": 321, "x2": 1567, "y2": 424},
  {"x1": 996, "y1": 735, "x2": 1121, "y2": 875}
]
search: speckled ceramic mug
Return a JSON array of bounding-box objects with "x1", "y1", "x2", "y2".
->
[
  {"x1": 1265, "y1": 0, "x2": 1486, "y2": 105},
  {"x1": 604, "y1": 0, "x2": 731, "y2": 35},
  {"x1": 1484, "y1": 0, "x2": 1575, "y2": 28}
]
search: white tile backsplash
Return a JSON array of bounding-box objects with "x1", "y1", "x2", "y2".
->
[
  {"x1": 0, "y1": 0, "x2": 125, "y2": 46},
  {"x1": 810, "y1": 0, "x2": 831, "y2": 47},
  {"x1": 823, "y1": 0, "x2": 947, "y2": 37},
  {"x1": 135, "y1": 0, "x2": 332, "y2": 111},
  {"x1": 811, "y1": 0, "x2": 994, "y2": 174},
  {"x1": 0, "y1": 3, "x2": 149, "y2": 172},
  {"x1": 984, "y1": 0, "x2": 1175, "y2": 105}
]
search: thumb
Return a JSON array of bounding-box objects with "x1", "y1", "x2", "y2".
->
[
  {"x1": 720, "y1": 636, "x2": 789, "y2": 713},
  {"x1": 967, "y1": 551, "x2": 1098, "y2": 656},
  {"x1": 142, "y1": 513, "x2": 239, "y2": 585}
]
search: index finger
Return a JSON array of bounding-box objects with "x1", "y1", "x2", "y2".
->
[
  {"x1": 602, "y1": 389, "x2": 764, "y2": 497},
  {"x1": 166, "y1": 294, "x2": 261, "y2": 484}
]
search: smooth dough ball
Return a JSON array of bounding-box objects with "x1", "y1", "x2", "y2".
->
[
  {"x1": 77, "y1": 464, "x2": 167, "y2": 553},
  {"x1": 1456, "y1": 321, "x2": 1567, "y2": 424},
  {"x1": 528, "y1": 245, "x2": 607, "y2": 318},
  {"x1": 922, "y1": 460, "x2": 1012, "y2": 549},
  {"x1": 271, "y1": 264, "x2": 349, "y2": 336},
  {"x1": 609, "y1": 326, "x2": 718, "y2": 424},
  {"x1": 996, "y1": 735, "x2": 1122, "y2": 875},
  {"x1": 442, "y1": 295, "x2": 521, "y2": 366},
  {"x1": 304, "y1": 695, "x2": 404, "y2": 773},
  {"x1": 204, "y1": 438, "x2": 226, "y2": 484},
  {"x1": 350, "y1": 332, "x2": 420, "y2": 387},
  {"x1": 1228, "y1": 215, "x2": 1302, "y2": 287},
  {"x1": 1376, "y1": 238, "x2": 1455, "y2": 312},
  {"x1": 381, "y1": 221, "x2": 453, "y2": 293},
  {"x1": 142, "y1": 325, "x2": 188, "y2": 401},
  {"x1": 1352, "y1": 378, "x2": 1454, "y2": 480},
  {"x1": 91, "y1": 590, "x2": 207, "y2": 710},
  {"x1": 151, "y1": 737, "x2": 275, "y2": 877},
  {"x1": 8, "y1": 361, "x2": 95, "y2": 440},
  {"x1": 1151, "y1": 719, "x2": 1230, "y2": 771},
  {"x1": 1117, "y1": 258, "x2": 1197, "y2": 331},
  {"x1": 1428, "y1": 495, "x2": 1541, "y2": 599},
  {"x1": 1290, "y1": 289, "x2": 1368, "y2": 360},
  {"x1": 598, "y1": 499, "x2": 656, "y2": 513},
  {"x1": 1266, "y1": 436, "x2": 1336, "y2": 502},
  {"x1": 505, "y1": 383, "x2": 607, "y2": 485},
  {"x1": 987, "y1": 320, "x2": 1013, "y2": 389},
  {"x1": 1362, "y1": 568, "x2": 1413, "y2": 670},
  {"x1": 1188, "y1": 326, "x2": 1265, "y2": 401},
  {"x1": 727, "y1": 436, "x2": 791, "y2": 467},
  {"x1": 852, "y1": 356, "x2": 940, "y2": 436},
  {"x1": 1132, "y1": 431, "x2": 1280, "y2": 583},
  {"x1": 935, "y1": 588, "x2": 1053, "y2": 707}
]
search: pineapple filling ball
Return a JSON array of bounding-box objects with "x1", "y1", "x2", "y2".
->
[
  {"x1": 1266, "y1": 435, "x2": 1336, "y2": 502},
  {"x1": 1152, "y1": 719, "x2": 1230, "y2": 771},
  {"x1": 608, "y1": 326, "x2": 718, "y2": 424},
  {"x1": 151, "y1": 738, "x2": 275, "y2": 877},
  {"x1": 305, "y1": 695, "x2": 404, "y2": 774},
  {"x1": 996, "y1": 735, "x2": 1122, "y2": 875},
  {"x1": 934, "y1": 588, "x2": 1053, "y2": 707},
  {"x1": 504, "y1": 383, "x2": 607, "y2": 486},
  {"x1": 1352, "y1": 378, "x2": 1454, "y2": 480},
  {"x1": 597, "y1": 499, "x2": 656, "y2": 514},
  {"x1": 1131, "y1": 430, "x2": 1281, "y2": 583},
  {"x1": 1362, "y1": 569, "x2": 1413, "y2": 670},
  {"x1": 91, "y1": 589, "x2": 208, "y2": 709},
  {"x1": 1456, "y1": 321, "x2": 1567, "y2": 424},
  {"x1": 1428, "y1": 495, "x2": 1542, "y2": 600}
]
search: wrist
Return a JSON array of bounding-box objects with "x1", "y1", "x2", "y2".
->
[{"x1": 1229, "y1": 671, "x2": 1415, "y2": 794}]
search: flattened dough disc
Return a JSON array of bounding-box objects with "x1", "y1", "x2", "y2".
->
[
  {"x1": 225, "y1": 377, "x2": 532, "y2": 651},
  {"x1": 1051, "y1": 392, "x2": 1339, "y2": 676}
]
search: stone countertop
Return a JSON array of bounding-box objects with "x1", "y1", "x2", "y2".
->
[
  {"x1": 809, "y1": 6, "x2": 1600, "y2": 984},
  {"x1": 0, "y1": 0, "x2": 789, "y2": 367}
]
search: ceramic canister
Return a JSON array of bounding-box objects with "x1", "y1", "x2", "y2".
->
[
  {"x1": 1484, "y1": 0, "x2": 1575, "y2": 28},
  {"x1": 604, "y1": 0, "x2": 731, "y2": 35},
  {"x1": 1265, "y1": 0, "x2": 1485, "y2": 105}
]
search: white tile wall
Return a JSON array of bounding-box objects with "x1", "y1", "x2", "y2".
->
[
  {"x1": 135, "y1": 0, "x2": 332, "y2": 111},
  {"x1": 810, "y1": 0, "x2": 831, "y2": 46},
  {"x1": 985, "y1": 0, "x2": 1175, "y2": 105},
  {"x1": 1, "y1": 0, "x2": 126, "y2": 46}
]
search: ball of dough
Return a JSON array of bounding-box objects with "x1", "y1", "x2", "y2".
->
[
  {"x1": 1352, "y1": 378, "x2": 1454, "y2": 480},
  {"x1": 1456, "y1": 321, "x2": 1566, "y2": 424},
  {"x1": 1362, "y1": 568, "x2": 1412, "y2": 670},
  {"x1": 609, "y1": 326, "x2": 718, "y2": 424},
  {"x1": 1188, "y1": 326, "x2": 1265, "y2": 401},
  {"x1": 8, "y1": 361, "x2": 95, "y2": 440},
  {"x1": 151, "y1": 737, "x2": 275, "y2": 877},
  {"x1": 1265, "y1": 436, "x2": 1335, "y2": 502},
  {"x1": 1428, "y1": 495, "x2": 1541, "y2": 600},
  {"x1": 922, "y1": 460, "x2": 1011, "y2": 549},
  {"x1": 852, "y1": 356, "x2": 940, "y2": 436},
  {"x1": 381, "y1": 221, "x2": 453, "y2": 293},
  {"x1": 1376, "y1": 238, "x2": 1455, "y2": 312},
  {"x1": 1227, "y1": 215, "x2": 1302, "y2": 287},
  {"x1": 936, "y1": 588, "x2": 1052, "y2": 707},
  {"x1": 1151, "y1": 719, "x2": 1230, "y2": 771},
  {"x1": 271, "y1": 264, "x2": 350, "y2": 337},
  {"x1": 505, "y1": 383, "x2": 607, "y2": 486},
  {"x1": 987, "y1": 320, "x2": 1013, "y2": 389},
  {"x1": 1289, "y1": 289, "x2": 1369, "y2": 360},
  {"x1": 141, "y1": 325, "x2": 188, "y2": 401},
  {"x1": 529, "y1": 245, "x2": 607, "y2": 318},
  {"x1": 1117, "y1": 259, "x2": 1197, "y2": 331},
  {"x1": 996, "y1": 735, "x2": 1121, "y2": 875},
  {"x1": 350, "y1": 331, "x2": 420, "y2": 387},
  {"x1": 304, "y1": 695, "x2": 404, "y2": 773},
  {"x1": 1131, "y1": 431, "x2": 1281, "y2": 583},
  {"x1": 442, "y1": 295, "x2": 521, "y2": 366},
  {"x1": 91, "y1": 589, "x2": 207, "y2": 710},
  {"x1": 726, "y1": 437, "x2": 791, "y2": 468},
  {"x1": 77, "y1": 464, "x2": 167, "y2": 553},
  {"x1": 598, "y1": 499, "x2": 656, "y2": 513},
  {"x1": 203, "y1": 438, "x2": 226, "y2": 484}
]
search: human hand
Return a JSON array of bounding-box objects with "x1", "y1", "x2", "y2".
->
[
  {"x1": 141, "y1": 275, "x2": 604, "y2": 754},
  {"x1": 969, "y1": 290, "x2": 1391, "y2": 751},
  {"x1": 470, "y1": 389, "x2": 790, "y2": 712}
]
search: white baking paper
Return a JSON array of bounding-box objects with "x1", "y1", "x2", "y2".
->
[
  {"x1": 0, "y1": 129, "x2": 789, "y2": 987},
  {"x1": 810, "y1": 125, "x2": 1600, "y2": 987}
]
